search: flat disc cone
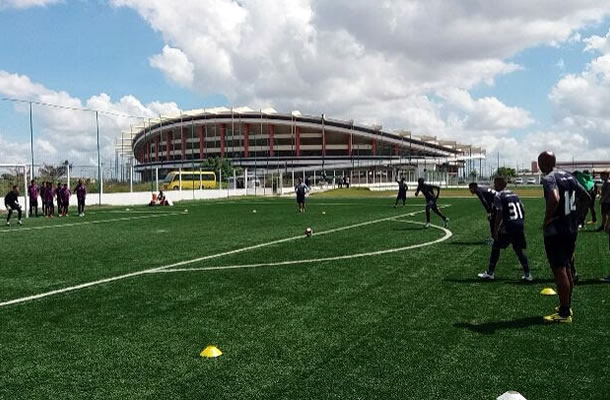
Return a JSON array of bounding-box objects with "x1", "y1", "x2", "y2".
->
[
  {"x1": 200, "y1": 346, "x2": 223, "y2": 358},
  {"x1": 540, "y1": 288, "x2": 557, "y2": 296}
]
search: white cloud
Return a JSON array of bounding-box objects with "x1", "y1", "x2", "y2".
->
[
  {"x1": 0, "y1": 0, "x2": 60, "y2": 9},
  {"x1": 106, "y1": 0, "x2": 610, "y2": 169},
  {"x1": 149, "y1": 45, "x2": 195, "y2": 86},
  {"x1": 584, "y1": 28, "x2": 610, "y2": 53},
  {"x1": 0, "y1": 70, "x2": 180, "y2": 168}
]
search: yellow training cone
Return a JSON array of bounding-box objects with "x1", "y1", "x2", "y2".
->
[
  {"x1": 200, "y1": 346, "x2": 223, "y2": 358},
  {"x1": 540, "y1": 288, "x2": 557, "y2": 296}
]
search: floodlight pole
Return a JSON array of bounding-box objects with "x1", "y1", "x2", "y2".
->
[
  {"x1": 29, "y1": 102, "x2": 34, "y2": 178},
  {"x1": 96, "y1": 111, "x2": 102, "y2": 206}
]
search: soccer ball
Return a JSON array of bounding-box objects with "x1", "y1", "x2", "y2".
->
[
  {"x1": 305, "y1": 227, "x2": 313, "y2": 237},
  {"x1": 125, "y1": 208, "x2": 130, "y2": 211},
  {"x1": 252, "y1": 209, "x2": 257, "y2": 213},
  {"x1": 322, "y1": 211, "x2": 326, "y2": 215},
  {"x1": 184, "y1": 209, "x2": 189, "y2": 213}
]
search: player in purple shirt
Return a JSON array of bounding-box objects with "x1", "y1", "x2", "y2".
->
[
  {"x1": 40, "y1": 181, "x2": 47, "y2": 216},
  {"x1": 45, "y1": 182, "x2": 55, "y2": 217},
  {"x1": 75, "y1": 179, "x2": 87, "y2": 217},
  {"x1": 56, "y1": 183, "x2": 64, "y2": 217},
  {"x1": 28, "y1": 179, "x2": 39, "y2": 217},
  {"x1": 61, "y1": 184, "x2": 71, "y2": 217}
]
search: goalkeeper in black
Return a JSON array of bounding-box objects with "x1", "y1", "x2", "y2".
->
[{"x1": 4, "y1": 185, "x2": 23, "y2": 226}]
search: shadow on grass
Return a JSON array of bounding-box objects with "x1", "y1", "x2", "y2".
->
[{"x1": 454, "y1": 316, "x2": 544, "y2": 335}]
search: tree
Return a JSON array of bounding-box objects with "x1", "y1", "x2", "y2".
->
[
  {"x1": 493, "y1": 167, "x2": 516, "y2": 178},
  {"x1": 200, "y1": 157, "x2": 241, "y2": 180},
  {"x1": 38, "y1": 161, "x2": 72, "y2": 183}
]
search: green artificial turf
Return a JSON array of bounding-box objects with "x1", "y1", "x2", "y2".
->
[{"x1": 1, "y1": 196, "x2": 609, "y2": 399}]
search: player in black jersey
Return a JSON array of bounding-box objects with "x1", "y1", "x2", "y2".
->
[
  {"x1": 4, "y1": 185, "x2": 23, "y2": 226},
  {"x1": 538, "y1": 151, "x2": 591, "y2": 323},
  {"x1": 415, "y1": 178, "x2": 449, "y2": 228},
  {"x1": 394, "y1": 178, "x2": 408, "y2": 208},
  {"x1": 477, "y1": 177, "x2": 532, "y2": 281},
  {"x1": 469, "y1": 182, "x2": 497, "y2": 242}
]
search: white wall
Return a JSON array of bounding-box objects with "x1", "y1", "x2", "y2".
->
[{"x1": 0, "y1": 189, "x2": 254, "y2": 211}]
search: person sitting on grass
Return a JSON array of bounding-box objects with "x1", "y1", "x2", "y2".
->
[
  {"x1": 158, "y1": 191, "x2": 172, "y2": 206},
  {"x1": 4, "y1": 185, "x2": 23, "y2": 226}
]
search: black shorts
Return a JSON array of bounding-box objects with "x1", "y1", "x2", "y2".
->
[
  {"x1": 297, "y1": 194, "x2": 305, "y2": 203},
  {"x1": 544, "y1": 234, "x2": 577, "y2": 270},
  {"x1": 30, "y1": 199, "x2": 38, "y2": 206},
  {"x1": 494, "y1": 231, "x2": 527, "y2": 250},
  {"x1": 397, "y1": 192, "x2": 407, "y2": 200},
  {"x1": 426, "y1": 200, "x2": 438, "y2": 210},
  {"x1": 602, "y1": 203, "x2": 610, "y2": 213}
]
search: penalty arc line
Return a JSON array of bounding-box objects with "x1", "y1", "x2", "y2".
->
[
  {"x1": 151, "y1": 220, "x2": 452, "y2": 274},
  {"x1": 0, "y1": 206, "x2": 449, "y2": 308}
]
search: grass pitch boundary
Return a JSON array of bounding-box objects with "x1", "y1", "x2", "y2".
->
[
  {"x1": 0, "y1": 206, "x2": 449, "y2": 308},
  {"x1": 0, "y1": 211, "x2": 187, "y2": 234}
]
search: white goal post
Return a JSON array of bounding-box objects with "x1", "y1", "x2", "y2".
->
[{"x1": 0, "y1": 164, "x2": 29, "y2": 218}]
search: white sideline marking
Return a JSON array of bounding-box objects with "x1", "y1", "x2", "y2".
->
[
  {"x1": 152, "y1": 220, "x2": 452, "y2": 274},
  {"x1": 0, "y1": 207, "x2": 448, "y2": 307},
  {"x1": 0, "y1": 212, "x2": 185, "y2": 234}
]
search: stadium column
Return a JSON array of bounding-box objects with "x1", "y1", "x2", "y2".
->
[
  {"x1": 181, "y1": 127, "x2": 187, "y2": 160},
  {"x1": 322, "y1": 127, "x2": 326, "y2": 157},
  {"x1": 166, "y1": 131, "x2": 173, "y2": 161},
  {"x1": 199, "y1": 125, "x2": 204, "y2": 160},
  {"x1": 346, "y1": 133, "x2": 352, "y2": 156},
  {"x1": 393, "y1": 144, "x2": 399, "y2": 156},
  {"x1": 372, "y1": 139, "x2": 377, "y2": 156},
  {"x1": 155, "y1": 136, "x2": 159, "y2": 162},
  {"x1": 268, "y1": 124, "x2": 274, "y2": 157},
  {"x1": 220, "y1": 124, "x2": 226, "y2": 158},
  {"x1": 243, "y1": 124, "x2": 249, "y2": 157},
  {"x1": 295, "y1": 126, "x2": 301, "y2": 156}
]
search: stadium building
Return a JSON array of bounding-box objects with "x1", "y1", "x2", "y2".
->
[{"x1": 127, "y1": 107, "x2": 485, "y2": 183}]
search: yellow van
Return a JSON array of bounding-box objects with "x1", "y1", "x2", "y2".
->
[{"x1": 162, "y1": 171, "x2": 217, "y2": 190}]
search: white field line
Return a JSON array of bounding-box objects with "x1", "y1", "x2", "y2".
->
[
  {"x1": 0, "y1": 206, "x2": 448, "y2": 308},
  {"x1": 152, "y1": 220, "x2": 452, "y2": 274},
  {"x1": 0, "y1": 212, "x2": 185, "y2": 234}
]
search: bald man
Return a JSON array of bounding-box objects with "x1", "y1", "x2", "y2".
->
[{"x1": 538, "y1": 151, "x2": 590, "y2": 323}]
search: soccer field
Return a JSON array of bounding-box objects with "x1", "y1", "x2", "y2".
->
[{"x1": 1, "y1": 196, "x2": 609, "y2": 399}]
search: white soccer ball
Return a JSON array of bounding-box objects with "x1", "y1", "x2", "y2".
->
[
  {"x1": 322, "y1": 211, "x2": 326, "y2": 215},
  {"x1": 184, "y1": 209, "x2": 189, "y2": 213},
  {"x1": 125, "y1": 208, "x2": 130, "y2": 211},
  {"x1": 252, "y1": 209, "x2": 257, "y2": 213},
  {"x1": 305, "y1": 227, "x2": 313, "y2": 237}
]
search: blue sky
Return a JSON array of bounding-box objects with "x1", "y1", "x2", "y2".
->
[{"x1": 1, "y1": 0, "x2": 610, "y2": 165}]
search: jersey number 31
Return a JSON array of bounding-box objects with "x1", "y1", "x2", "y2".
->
[{"x1": 508, "y1": 202, "x2": 524, "y2": 220}]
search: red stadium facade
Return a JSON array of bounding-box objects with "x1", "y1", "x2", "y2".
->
[{"x1": 129, "y1": 107, "x2": 483, "y2": 181}]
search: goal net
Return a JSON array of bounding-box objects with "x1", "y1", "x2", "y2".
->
[{"x1": 0, "y1": 164, "x2": 30, "y2": 218}]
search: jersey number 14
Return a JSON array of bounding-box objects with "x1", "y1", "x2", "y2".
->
[
  {"x1": 508, "y1": 202, "x2": 524, "y2": 220},
  {"x1": 564, "y1": 191, "x2": 576, "y2": 216}
]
